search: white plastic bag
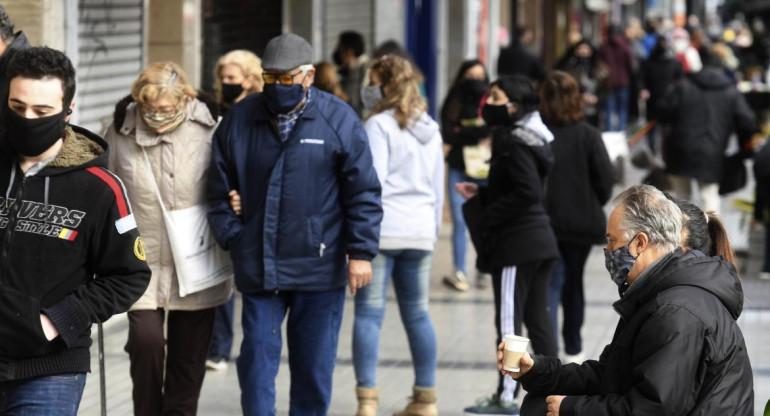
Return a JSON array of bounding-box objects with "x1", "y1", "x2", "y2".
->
[{"x1": 143, "y1": 149, "x2": 232, "y2": 297}]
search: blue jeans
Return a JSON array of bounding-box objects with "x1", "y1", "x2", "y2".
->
[
  {"x1": 237, "y1": 288, "x2": 345, "y2": 416},
  {"x1": 605, "y1": 86, "x2": 630, "y2": 132},
  {"x1": 353, "y1": 249, "x2": 436, "y2": 388},
  {"x1": 447, "y1": 167, "x2": 487, "y2": 274},
  {"x1": 209, "y1": 295, "x2": 235, "y2": 360},
  {"x1": 0, "y1": 373, "x2": 86, "y2": 416}
]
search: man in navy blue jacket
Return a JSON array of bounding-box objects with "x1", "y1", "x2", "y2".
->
[{"x1": 207, "y1": 33, "x2": 382, "y2": 415}]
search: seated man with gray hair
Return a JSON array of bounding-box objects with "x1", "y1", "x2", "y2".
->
[{"x1": 499, "y1": 184, "x2": 754, "y2": 415}]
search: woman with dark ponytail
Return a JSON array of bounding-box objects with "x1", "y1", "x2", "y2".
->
[{"x1": 671, "y1": 197, "x2": 737, "y2": 266}]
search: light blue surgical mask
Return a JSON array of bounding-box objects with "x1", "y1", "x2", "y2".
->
[
  {"x1": 603, "y1": 235, "x2": 639, "y2": 287},
  {"x1": 360, "y1": 85, "x2": 384, "y2": 111}
]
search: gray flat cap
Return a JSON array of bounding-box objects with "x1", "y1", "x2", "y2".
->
[{"x1": 262, "y1": 33, "x2": 313, "y2": 72}]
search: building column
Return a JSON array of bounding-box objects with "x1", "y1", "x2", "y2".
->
[
  {"x1": 147, "y1": 0, "x2": 202, "y2": 87},
  {"x1": 2, "y1": 0, "x2": 65, "y2": 50}
]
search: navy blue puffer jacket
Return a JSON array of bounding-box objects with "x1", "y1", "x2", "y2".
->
[{"x1": 207, "y1": 88, "x2": 382, "y2": 293}]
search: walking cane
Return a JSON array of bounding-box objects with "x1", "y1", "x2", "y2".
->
[{"x1": 98, "y1": 321, "x2": 107, "y2": 416}]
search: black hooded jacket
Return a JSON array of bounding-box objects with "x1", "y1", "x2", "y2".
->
[
  {"x1": 519, "y1": 249, "x2": 753, "y2": 415},
  {"x1": 0, "y1": 125, "x2": 151, "y2": 381},
  {"x1": 464, "y1": 115, "x2": 559, "y2": 271},
  {"x1": 659, "y1": 66, "x2": 756, "y2": 183}
]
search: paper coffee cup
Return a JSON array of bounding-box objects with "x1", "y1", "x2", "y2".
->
[{"x1": 502, "y1": 334, "x2": 529, "y2": 372}]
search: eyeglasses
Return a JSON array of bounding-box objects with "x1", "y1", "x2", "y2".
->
[
  {"x1": 262, "y1": 70, "x2": 303, "y2": 86},
  {"x1": 142, "y1": 102, "x2": 182, "y2": 119},
  {"x1": 262, "y1": 65, "x2": 313, "y2": 85}
]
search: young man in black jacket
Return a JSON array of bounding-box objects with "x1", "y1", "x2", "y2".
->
[
  {"x1": 0, "y1": 47, "x2": 151, "y2": 415},
  {"x1": 499, "y1": 185, "x2": 753, "y2": 416}
]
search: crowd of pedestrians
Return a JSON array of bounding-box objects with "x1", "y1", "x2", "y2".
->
[{"x1": 0, "y1": 2, "x2": 765, "y2": 415}]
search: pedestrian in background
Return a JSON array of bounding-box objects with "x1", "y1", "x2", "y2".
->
[
  {"x1": 540, "y1": 70, "x2": 614, "y2": 364},
  {"x1": 639, "y1": 35, "x2": 684, "y2": 154},
  {"x1": 459, "y1": 76, "x2": 558, "y2": 415},
  {"x1": 599, "y1": 25, "x2": 634, "y2": 132},
  {"x1": 555, "y1": 39, "x2": 608, "y2": 127},
  {"x1": 658, "y1": 50, "x2": 756, "y2": 213},
  {"x1": 314, "y1": 61, "x2": 348, "y2": 101},
  {"x1": 0, "y1": 46, "x2": 151, "y2": 416},
  {"x1": 439, "y1": 59, "x2": 490, "y2": 291},
  {"x1": 105, "y1": 61, "x2": 231, "y2": 416},
  {"x1": 212, "y1": 49, "x2": 263, "y2": 116},
  {"x1": 207, "y1": 33, "x2": 382, "y2": 415},
  {"x1": 206, "y1": 49, "x2": 264, "y2": 372},
  {"x1": 497, "y1": 26, "x2": 547, "y2": 83},
  {"x1": 334, "y1": 30, "x2": 369, "y2": 117},
  {"x1": 353, "y1": 55, "x2": 443, "y2": 416}
]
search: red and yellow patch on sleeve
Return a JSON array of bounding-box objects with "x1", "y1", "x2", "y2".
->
[{"x1": 58, "y1": 228, "x2": 78, "y2": 241}]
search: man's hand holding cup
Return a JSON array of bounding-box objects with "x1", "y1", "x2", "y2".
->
[{"x1": 497, "y1": 335, "x2": 533, "y2": 379}]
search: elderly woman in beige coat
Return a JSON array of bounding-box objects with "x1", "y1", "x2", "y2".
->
[{"x1": 105, "y1": 61, "x2": 232, "y2": 416}]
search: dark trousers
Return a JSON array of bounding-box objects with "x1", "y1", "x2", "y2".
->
[
  {"x1": 521, "y1": 394, "x2": 549, "y2": 416},
  {"x1": 208, "y1": 295, "x2": 235, "y2": 360},
  {"x1": 493, "y1": 259, "x2": 557, "y2": 394},
  {"x1": 548, "y1": 241, "x2": 593, "y2": 355},
  {"x1": 125, "y1": 308, "x2": 215, "y2": 416}
]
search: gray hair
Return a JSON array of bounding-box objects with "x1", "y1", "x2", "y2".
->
[{"x1": 613, "y1": 185, "x2": 682, "y2": 252}]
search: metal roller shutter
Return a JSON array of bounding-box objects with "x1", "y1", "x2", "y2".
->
[
  {"x1": 76, "y1": 0, "x2": 144, "y2": 133},
  {"x1": 200, "y1": 0, "x2": 282, "y2": 94},
  {"x1": 322, "y1": 0, "x2": 374, "y2": 60}
]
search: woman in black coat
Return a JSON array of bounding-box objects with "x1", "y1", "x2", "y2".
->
[
  {"x1": 440, "y1": 59, "x2": 491, "y2": 291},
  {"x1": 458, "y1": 76, "x2": 558, "y2": 412},
  {"x1": 540, "y1": 71, "x2": 615, "y2": 363}
]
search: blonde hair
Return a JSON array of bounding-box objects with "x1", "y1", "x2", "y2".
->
[
  {"x1": 214, "y1": 49, "x2": 264, "y2": 103},
  {"x1": 368, "y1": 55, "x2": 426, "y2": 129},
  {"x1": 132, "y1": 61, "x2": 196, "y2": 106}
]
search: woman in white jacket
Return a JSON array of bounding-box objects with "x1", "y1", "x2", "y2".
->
[{"x1": 353, "y1": 55, "x2": 444, "y2": 416}]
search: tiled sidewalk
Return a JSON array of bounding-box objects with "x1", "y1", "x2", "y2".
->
[
  {"x1": 79, "y1": 160, "x2": 770, "y2": 415},
  {"x1": 79, "y1": 235, "x2": 770, "y2": 415}
]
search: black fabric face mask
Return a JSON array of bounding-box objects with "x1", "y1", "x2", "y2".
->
[
  {"x1": 221, "y1": 83, "x2": 245, "y2": 104},
  {"x1": 481, "y1": 103, "x2": 513, "y2": 126},
  {"x1": 5, "y1": 109, "x2": 67, "y2": 157}
]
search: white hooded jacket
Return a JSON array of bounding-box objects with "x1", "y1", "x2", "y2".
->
[{"x1": 365, "y1": 109, "x2": 444, "y2": 250}]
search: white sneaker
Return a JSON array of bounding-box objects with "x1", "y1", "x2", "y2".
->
[
  {"x1": 443, "y1": 270, "x2": 470, "y2": 291},
  {"x1": 759, "y1": 272, "x2": 770, "y2": 280},
  {"x1": 205, "y1": 358, "x2": 228, "y2": 371},
  {"x1": 562, "y1": 352, "x2": 584, "y2": 364}
]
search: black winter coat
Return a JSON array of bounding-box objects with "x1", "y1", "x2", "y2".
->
[
  {"x1": 639, "y1": 52, "x2": 683, "y2": 120},
  {"x1": 659, "y1": 67, "x2": 756, "y2": 183},
  {"x1": 465, "y1": 121, "x2": 559, "y2": 271},
  {"x1": 545, "y1": 122, "x2": 614, "y2": 244},
  {"x1": 519, "y1": 249, "x2": 753, "y2": 415}
]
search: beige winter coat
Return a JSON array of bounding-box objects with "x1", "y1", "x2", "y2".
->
[{"x1": 105, "y1": 97, "x2": 232, "y2": 311}]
